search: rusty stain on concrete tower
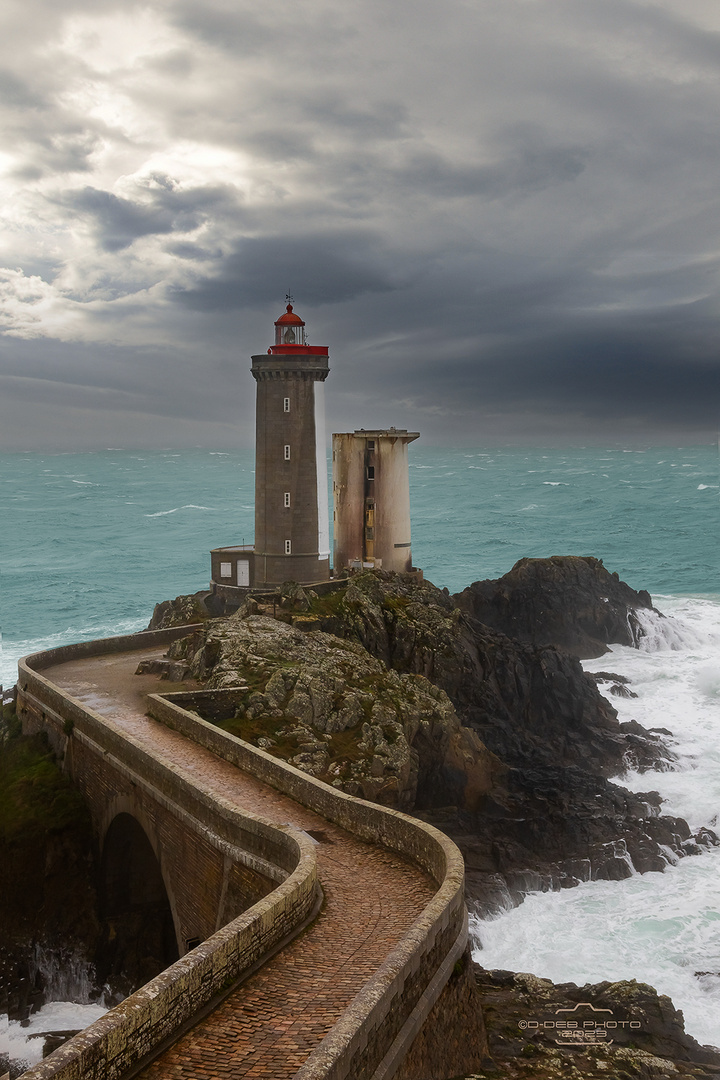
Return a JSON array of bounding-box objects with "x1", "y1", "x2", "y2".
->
[{"x1": 332, "y1": 429, "x2": 419, "y2": 574}]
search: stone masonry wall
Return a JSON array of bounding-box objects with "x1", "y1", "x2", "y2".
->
[
  {"x1": 151, "y1": 691, "x2": 481, "y2": 1080},
  {"x1": 15, "y1": 625, "x2": 482, "y2": 1080},
  {"x1": 16, "y1": 632, "x2": 318, "y2": 1080}
]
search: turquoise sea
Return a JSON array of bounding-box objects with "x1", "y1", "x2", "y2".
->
[
  {"x1": 2, "y1": 443, "x2": 720, "y2": 1058},
  {"x1": 1, "y1": 444, "x2": 717, "y2": 690}
]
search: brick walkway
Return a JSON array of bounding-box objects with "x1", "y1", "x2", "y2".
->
[{"x1": 44, "y1": 648, "x2": 436, "y2": 1079}]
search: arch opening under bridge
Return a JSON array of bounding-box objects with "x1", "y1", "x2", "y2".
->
[{"x1": 97, "y1": 812, "x2": 179, "y2": 992}]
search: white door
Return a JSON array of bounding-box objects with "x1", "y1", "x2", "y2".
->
[{"x1": 237, "y1": 560, "x2": 250, "y2": 587}]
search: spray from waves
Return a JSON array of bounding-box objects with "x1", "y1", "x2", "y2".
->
[
  {"x1": 470, "y1": 850, "x2": 720, "y2": 1049},
  {"x1": 28, "y1": 944, "x2": 100, "y2": 1004},
  {"x1": 634, "y1": 604, "x2": 717, "y2": 653},
  {"x1": 4, "y1": 946, "x2": 110, "y2": 1075},
  {"x1": 473, "y1": 595, "x2": 720, "y2": 1049}
]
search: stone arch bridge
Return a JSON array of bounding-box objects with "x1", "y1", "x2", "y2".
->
[{"x1": 16, "y1": 624, "x2": 485, "y2": 1080}]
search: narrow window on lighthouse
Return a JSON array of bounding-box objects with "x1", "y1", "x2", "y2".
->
[
  {"x1": 284, "y1": 492, "x2": 291, "y2": 507},
  {"x1": 283, "y1": 397, "x2": 290, "y2": 412},
  {"x1": 284, "y1": 444, "x2": 291, "y2": 460},
  {"x1": 285, "y1": 539, "x2": 292, "y2": 554}
]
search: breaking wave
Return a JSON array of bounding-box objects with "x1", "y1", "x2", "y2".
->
[{"x1": 144, "y1": 504, "x2": 216, "y2": 517}]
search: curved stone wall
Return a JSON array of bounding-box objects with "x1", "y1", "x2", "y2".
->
[
  {"x1": 16, "y1": 631, "x2": 319, "y2": 1080},
  {"x1": 148, "y1": 695, "x2": 467, "y2": 1080},
  {"x1": 16, "y1": 624, "x2": 468, "y2": 1080}
]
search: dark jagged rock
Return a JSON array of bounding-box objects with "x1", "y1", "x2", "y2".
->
[
  {"x1": 619, "y1": 720, "x2": 676, "y2": 772},
  {"x1": 139, "y1": 566, "x2": 719, "y2": 1074},
  {"x1": 290, "y1": 571, "x2": 710, "y2": 903},
  {"x1": 147, "y1": 590, "x2": 216, "y2": 629},
  {"x1": 468, "y1": 964, "x2": 720, "y2": 1078},
  {"x1": 158, "y1": 570, "x2": 712, "y2": 915},
  {"x1": 454, "y1": 555, "x2": 658, "y2": 658}
]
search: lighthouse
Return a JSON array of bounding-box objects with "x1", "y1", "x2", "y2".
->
[
  {"x1": 251, "y1": 303, "x2": 331, "y2": 587},
  {"x1": 210, "y1": 303, "x2": 331, "y2": 591}
]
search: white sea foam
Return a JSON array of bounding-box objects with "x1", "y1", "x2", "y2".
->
[
  {"x1": 472, "y1": 594, "x2": 720, "y2": 1049},
  {"x1": 635, "y1": 605, "x2": 708, "y2": 652},
  {"x1": 471, "y1": 850, "x2": 720, "y2": 1049},
  {"x1": 7, "y1": 1002, "x2": 108, "y2": 1071}
]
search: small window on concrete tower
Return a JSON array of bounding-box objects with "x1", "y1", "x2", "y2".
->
[
  {"x1": 285, "y1": 539, "x2": 292, "y2": 554},
  {"x1": 284, "y1": 492, "x2": 291, "y2": 507},
  {"x1": 367, "y1": 440, "x2": 375, "y2": 450},
  {"x1": 283, "y1": 397, "x2": 290, "y2": 412},
  {"x1": 367, "y1": 465, "x2": 375, "y2": 480},
  {"x1": 284, "y1": 444, "x2": 291, "y2": 460}
]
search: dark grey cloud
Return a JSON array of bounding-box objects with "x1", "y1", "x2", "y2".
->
[
  {"x1": 172, "y1": 233, "x2": 401, "y2": 311},
  {"x1": 1, "y1": 0, "x2": 719, "y2": 448},
  {"x1": 391, "y1": 143, "x2": 588, "y2": 200},
  {"x1": 451, "y1": 319, "x2": 720, "y2": 428},
  {"x1": 169, "y1": 4, "x2": 274, "y2": 54},
  {"x1": 58, "y1": 181, "x2": 238, "y2": 252},
  {"x1": 0, "y1": 68, "x2": 46, "y2": 109}
]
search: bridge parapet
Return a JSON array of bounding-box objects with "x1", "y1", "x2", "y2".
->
[
  {"x1": 150, "y1": 691, "x2": 467, "y2": 1080},
  {"x1": 16, "y1": 631, "x2": 319, "y2": 1080},
  {"x1": 16, "y1": 626, "x2": 474, "y2": 1080}
]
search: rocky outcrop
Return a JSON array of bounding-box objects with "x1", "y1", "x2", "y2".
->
[
  {"x1": 141, "y1": 567, "x2": 720, "y2": 1077},
  {"x1": 166, "y1": 613, "x2": 502, "y2": 811},
  {"x1": 310, "y1": 572, "x2": 708, "y2": 888},
  {"x1": 469, "y1": 964, "x2": 720, "y2": 1078},
  {"x1": 147, "y1": 591, "x2": 213, "y2": 629},
  {"x1": 454, "y1": 555, "x2": 657, "y2": 658},
  {"x1": 158, "y1": 570, "x2": 716, "y2": 913}
]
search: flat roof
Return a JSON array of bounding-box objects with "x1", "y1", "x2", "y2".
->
[
  {"x1": 333, "y1": 429, "x2": 420, "y2": 439},
  {"x1": 210, "y1": 545, "x2": 254, "y2": 553}
]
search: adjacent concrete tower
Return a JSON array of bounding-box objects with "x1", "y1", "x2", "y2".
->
[
  {"x1": 333, "y1": 428, "x2": 419, "y2": 574},
  {"x1": 250, "y1": 304, "x2": 331, "y2": 587}
]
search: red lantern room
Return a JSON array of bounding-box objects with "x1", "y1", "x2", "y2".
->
[{"x1": 274, "y1": 304, "x2": 306, "y2": 346}]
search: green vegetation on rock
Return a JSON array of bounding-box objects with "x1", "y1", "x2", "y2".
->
[
  {"x1": 0, "y1": 703, "x2": 90, "y2": 843},
  {"x1": 166, "y1": 603, "x2": 500, "y2": 810}
]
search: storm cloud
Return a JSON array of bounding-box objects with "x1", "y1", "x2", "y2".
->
[{"x1": 0, "y1": 0, "x2": 719, "y2": 447}]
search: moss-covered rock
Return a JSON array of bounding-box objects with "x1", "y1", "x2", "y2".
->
[
  {"x1": 0, "y1": 703, "x2": 100, "y2": 1020},
  {"x1": 167, "y1": 612, "x2": 502, "y2": 811},
  {"x1": 467, "y1": 966, "x2": 720, "y2": 1079}
]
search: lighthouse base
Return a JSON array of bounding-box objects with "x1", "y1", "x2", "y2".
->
[{"x1": 210, "y1": 545, "x2": 331, "y2": 594}]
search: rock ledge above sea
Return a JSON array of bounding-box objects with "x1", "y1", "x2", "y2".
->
[{"x1": 455, "y1": 554, "x2": 657, "y2": 658}]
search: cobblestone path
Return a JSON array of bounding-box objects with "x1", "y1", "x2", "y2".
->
[{"x1": 44, "y1": 647, "x2": 436, "y2": 1079}]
